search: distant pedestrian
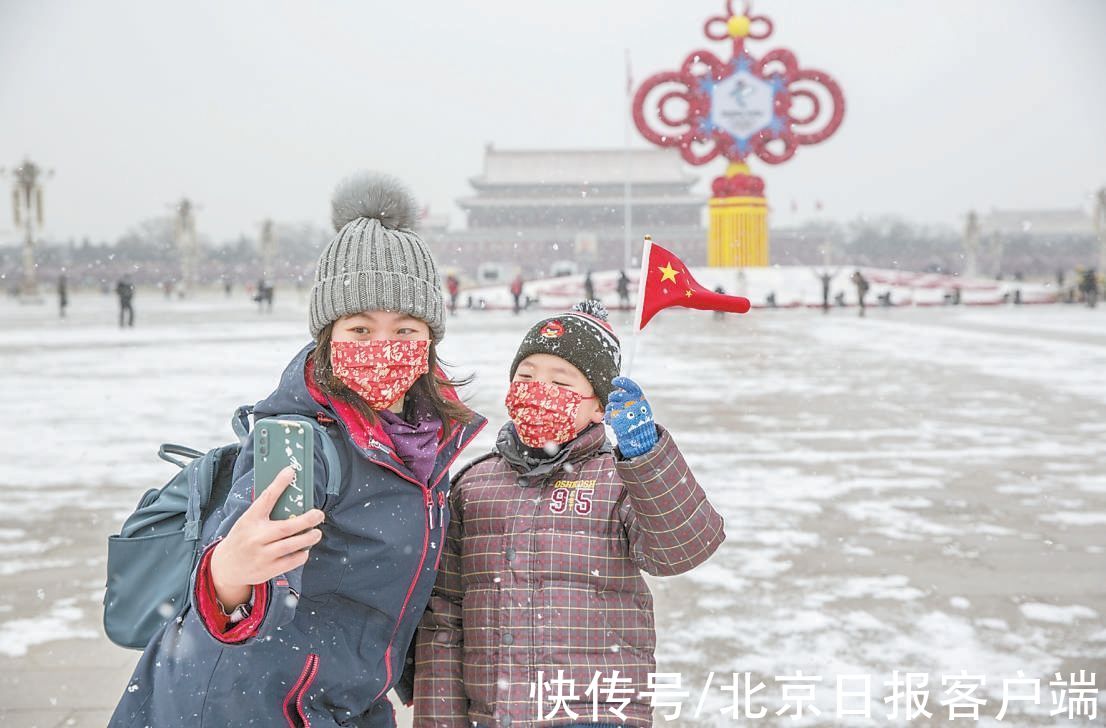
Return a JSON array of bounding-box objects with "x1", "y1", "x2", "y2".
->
[
  {"x1": 510, "y1": 273, "x2": 524, "y2": 314},
  {"x1": 850, "y1": 270, "x2": 869, "y2": 317},
  {"x1": 254, "y1": 277, "x2": 274, "y2": 312},
  {"x1": 57, "y1": 274, "x2": 69, "y2": 319},
  {"x1": 712, "y1": 286, "x2": 726, "y2": 320},
  {"x1": 583, "y1": 270, "x2": 595, "y2": 302},
  {"x1": 813, "y1": 268, "x2": 839, "y2": 314},
  {"x1": 616, "y1": 270, "x2": 631, "y2": 308},
  {"x1": 1080, "y1": 268, "x2": 1098, "y2": 308},
  {"x1": 446, "y1": 273, "x2": 460, "y2": 314},
  {"x1": 116, "y1": 276, "x2": 135, "y2": 328}
]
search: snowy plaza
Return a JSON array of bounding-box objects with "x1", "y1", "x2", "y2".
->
[
  {"x1": 0, "y1": 290, "x2": 1103, "y2": 726},
  {"x1": 4, "y1": 0, "x2": 1106, "y2": 725}
]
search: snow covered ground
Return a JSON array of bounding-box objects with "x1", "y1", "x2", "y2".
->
[{"x1": 0, "y1": 288, "x2": 1103, "y2": 726}]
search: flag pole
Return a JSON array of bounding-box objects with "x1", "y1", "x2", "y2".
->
[
  {"x1": 622, "y1": 49, "x2": 633, "y2": 274},
  {"x1": 623, "y1": 234, "x2": 652, "y2": 376}
]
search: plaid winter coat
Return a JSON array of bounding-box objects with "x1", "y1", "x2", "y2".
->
[{"x1": 413, "y1": 422, "x2": 725, "y2": 728}]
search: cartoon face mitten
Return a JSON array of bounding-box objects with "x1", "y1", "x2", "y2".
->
[{"x1": 604, "y1": 376, "x2": 658, "y2": 458}]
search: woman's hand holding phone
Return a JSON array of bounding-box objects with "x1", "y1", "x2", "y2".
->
[{"x1": 210, "y1": 466, "x2": 325, "y2": 611}]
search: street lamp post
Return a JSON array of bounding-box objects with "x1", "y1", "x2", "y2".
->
[
  {"x1": 173, "y1": 198, "x2": 198, "y2": 296},
  {"x1": 731, "y1": 237, "x2": 748, "y2": 299},
  {"x1": 987, "y1": 231, "x2": 1005, "y2": 279},
  {"x1": 259, "y1": 218, "x2": 277, "y2": 286},
  {"x1": 963, "y1": 210, "x2": 980, "y2": 279},
  {"x1": 4, "y1": 158, "x2": 53, "y2": 299},
  {"x1": 1095, "y1": 187, "x2": 1106, "y2": 274}
]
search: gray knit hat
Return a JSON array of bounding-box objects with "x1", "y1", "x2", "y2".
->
[{"x1": 309, "y1": 172, "x2": 445, "y2": 341}]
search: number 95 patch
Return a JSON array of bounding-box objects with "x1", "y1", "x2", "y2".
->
[{"x1": 548, "y1": 478, "x2": 597, "y2": 515}]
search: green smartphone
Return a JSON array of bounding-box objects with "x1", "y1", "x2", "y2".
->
[{"x1": 253, "y1": 419, "x2": 315, "y2": 520}]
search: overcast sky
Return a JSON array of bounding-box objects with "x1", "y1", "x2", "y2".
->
[{"x1": 2, "y1": 0, "x2": 1105, "y2": 243}]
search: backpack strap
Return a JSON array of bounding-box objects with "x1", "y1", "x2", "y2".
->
[
  {"x1": 231, "y1": 404, "x2": 254, "y2": 440},
  {"x1": 279, "y1": 415, "x2": 343, "y2": 498},
  {"x1": 183, "y1": 451, "x2": 217, "y2": 542},
  {"x1": 158, "y1": 444, "x2": 204, "y2": 469}
]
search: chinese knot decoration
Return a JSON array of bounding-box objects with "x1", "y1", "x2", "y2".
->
[
  {"x1": 631, "y1": 1, "x2": 845, "y2": 267},
  {"x1": 632, "y1": 0, "x2": 845, "y2": 167}
]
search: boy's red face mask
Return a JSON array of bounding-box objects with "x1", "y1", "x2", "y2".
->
[
  {"x1": 504, "y1": 380, "x2": 595, "y2": 449},
  {"x1": 330, "y1": 339, "x2": 430, "y2": 410}
]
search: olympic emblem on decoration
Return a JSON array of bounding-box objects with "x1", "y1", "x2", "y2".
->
[{"x1": 632, "y1": 0, "x2": 845, "y2": 169}]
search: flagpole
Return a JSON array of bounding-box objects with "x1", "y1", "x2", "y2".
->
[
  {"x1": 622, "y1": 49, "x2": 633, "y2": 275},
  {"x1": 623, "y1": 234, "x2": 652, "y2": 376}
]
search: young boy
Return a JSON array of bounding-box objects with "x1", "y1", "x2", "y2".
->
[{"x1": 413, "y1": 301, "x2": 726, "y2": 728}]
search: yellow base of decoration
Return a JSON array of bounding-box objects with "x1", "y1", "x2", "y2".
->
[{"x1": 708, "y1": 196, "x2": 769, "y2": 267}]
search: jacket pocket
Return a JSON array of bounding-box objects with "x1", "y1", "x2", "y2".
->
[
  {"x1": 595, "y1": 588, "x2": 656, "y2": 656},
  {"x1": 283, "y1": 653, "x2": 320, "y2": 728}
]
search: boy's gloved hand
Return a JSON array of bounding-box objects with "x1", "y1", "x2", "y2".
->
[{"x1": 604, "y1": 376, "x2": 658, "y2": 458}]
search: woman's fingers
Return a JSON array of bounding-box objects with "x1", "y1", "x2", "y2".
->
[
  {"x1": 244, "y1": 466, "x2": 297, "y2": 522},
  {"x1": 273, "y1": 549, "x2": 312, "y2": 575},
  {"x1": 266, "y1": 509, "x2": 325, "y2": 541},
  {"x1": 264, "y1": 528, "x2": 323, "y2": 560}
]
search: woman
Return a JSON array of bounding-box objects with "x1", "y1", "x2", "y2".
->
[{"x1": 110, "y1": 172, "x2": 485, "y2": 727}]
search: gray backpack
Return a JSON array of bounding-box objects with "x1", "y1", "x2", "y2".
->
[{"x1": 103, "y1": 404, "x2": 342, "y2": 649}]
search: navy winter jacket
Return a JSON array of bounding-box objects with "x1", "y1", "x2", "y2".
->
[{"x1": 109, "y1": 343, "x2": 485, "y2": 727}]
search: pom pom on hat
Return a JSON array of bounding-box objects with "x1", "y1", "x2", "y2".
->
[
  {"x1": 330, "y1": 171, "x2": 418, "y2": 232},
  {"x1": 571, "y1": 299, "x2": 610, "y2": 321}
]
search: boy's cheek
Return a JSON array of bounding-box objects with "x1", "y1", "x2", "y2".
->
[{"x1": 576, "y1": 402, "x2": 605, "y2": 431}]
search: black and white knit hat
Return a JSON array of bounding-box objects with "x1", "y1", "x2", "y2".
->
[
  {"x1": 509, "y1": 300, "x2": 622, "y2": 405},
  {"x1": 309, "y1": 172, "x2": 445, "y2": 341}
]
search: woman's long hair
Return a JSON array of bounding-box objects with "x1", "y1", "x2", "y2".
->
[{"x1": 312, "y1": 322, "x2": 474, "y2": 440}]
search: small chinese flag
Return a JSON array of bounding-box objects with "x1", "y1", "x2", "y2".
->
[{"x1": 635, "y1": 236, "x2": 751, "y2": 330}]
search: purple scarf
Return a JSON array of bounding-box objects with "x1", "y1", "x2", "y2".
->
[{"x1": 378, "y1": 407, "x2": 441, "y2": 485}]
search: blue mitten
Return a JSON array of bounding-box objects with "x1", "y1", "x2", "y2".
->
[{"x1": 604, "y1": 376, "x2": 658, "y2": 458}]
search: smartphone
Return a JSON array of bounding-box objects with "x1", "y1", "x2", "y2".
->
[{"x1": 253, "y1": 419, "x2": 314, "y2": 520}]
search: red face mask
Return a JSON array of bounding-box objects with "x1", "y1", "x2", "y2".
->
[
  {"x1": 330, "y1": 339, "x2": 430, "y2": 410},
  {"x1": 504, "y1": 380, "x2": 595, "y2": 449}
]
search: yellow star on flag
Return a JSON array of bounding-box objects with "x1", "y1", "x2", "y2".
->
[
  {"x1": 658, "y1": 262, "x2": 679, "y2": 283},
  {"x1": 685, "y1": 289, "x2": 694, "y2": 298}
]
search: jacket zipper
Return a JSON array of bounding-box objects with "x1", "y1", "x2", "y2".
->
[
  {"x1": 283, "y1": 652, "x2": 319, "y2": 728},
  {"x1": 321, "y1": 395, "x2": 485, "y2": 704},
  {"x1": 369, "y1": 483, "x2": 431, "y2": 703}
]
